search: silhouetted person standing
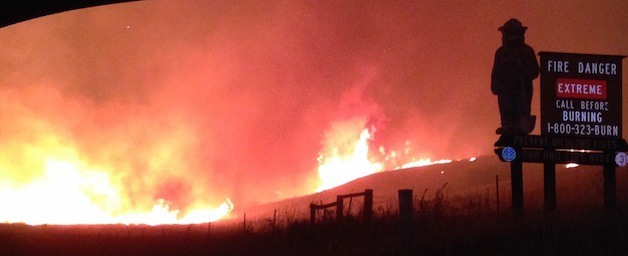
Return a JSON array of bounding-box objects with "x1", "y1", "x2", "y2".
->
[{"x1": 491, "y1": 19, "x2": 539, "y2": 134}]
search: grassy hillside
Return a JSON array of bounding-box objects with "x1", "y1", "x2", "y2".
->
[{"x1": 242, "y1": 156, "x2": 627, "y2": 222}]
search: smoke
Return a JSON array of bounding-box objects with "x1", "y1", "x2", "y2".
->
[{"x1": 0, "y1": 0, "x2": 626, "y2": 210}]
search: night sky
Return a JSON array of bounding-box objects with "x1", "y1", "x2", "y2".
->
[{"x1": 0, "y1": 0, "x2": 626, "y2": 209}]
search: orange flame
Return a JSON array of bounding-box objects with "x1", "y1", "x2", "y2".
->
[
  {"x1": 399, "y1": 158, "x2": 453, "y2": 169},
  {"x1": 315, "y1": 119, "x2": 455, "y2": 192},
  {"x1": 0, "y1": 137, "x2": 233, "y2": 226},
  {"x1": 316, "y1": 128, "x2": 383, "y2": 192}
]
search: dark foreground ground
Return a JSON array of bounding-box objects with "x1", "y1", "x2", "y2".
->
[{"x1": 1, "y1": 206, "x2": 626, "y2": 256}]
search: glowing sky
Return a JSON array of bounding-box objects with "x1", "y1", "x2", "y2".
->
[{"x1": 0, "y1": 0, "x2": 626, "y2": 208}]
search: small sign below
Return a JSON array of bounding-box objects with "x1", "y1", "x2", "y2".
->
[
  {"x1": 502, "y1": 147, "x2": 517, "y2": 162},
  {"x1": 615, "y1": 152, "x2": 628, "y2": 167},
  {"x1": 495, "y1": 148, "x2": 620, "y2": 166},
  {"x1": 494, "y1": 134, "x2": 628, "y2": 151}
]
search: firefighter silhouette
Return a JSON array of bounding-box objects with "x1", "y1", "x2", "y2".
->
[{"x1": 491, "y1": 19, "x2": 539, "y2": 134}]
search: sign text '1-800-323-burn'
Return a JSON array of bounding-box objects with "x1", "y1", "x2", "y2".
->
[{"x1": 540, "y1": 52, "x2": 625, "y2": 138}]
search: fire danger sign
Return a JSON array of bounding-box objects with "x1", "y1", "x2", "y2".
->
[{"x1": 539, "y1": 52, "x2": 625, "y2": 139}]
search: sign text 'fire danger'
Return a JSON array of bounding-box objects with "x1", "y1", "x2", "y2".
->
[{"x1": 540, "y1": 52, "x2": 624, "y2": 139}]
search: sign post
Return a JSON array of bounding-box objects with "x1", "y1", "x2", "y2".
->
[
  {"x1": 543, "y1": 162, "x2": 556, "y2": 212},
  {"x1": 495, "y1": 52, "x2": 626, "y2": 217},
  {"x1": 511, "y1": 156, "x2": 523, "y2": 218},
  {"x1": 604, "y1": 159, "x2": 617, "y2": 211}
]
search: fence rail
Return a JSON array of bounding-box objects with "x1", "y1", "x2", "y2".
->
[{"x1": 309, "y1": 189, "x2": 373, "y2": 224}]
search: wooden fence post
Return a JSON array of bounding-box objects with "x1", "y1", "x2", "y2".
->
[
  {"x1": 310, "y1": 203, "x2": 316, "y2": 224},
  {"x1": 363, "y1": 189, "x2": 373, "y2": 221},
  {"x1": 273, "y1": 209, "x2": 277, "y2": 232},
  {"x1": 398, "y1": 189, "x2": 413, "y2": 243},
  {"x1": 243, "y1": 213, "x2": 247, "y2": 232},
  {"x1": 336, "y1": 195, "x2": 344, "y2": 221}
]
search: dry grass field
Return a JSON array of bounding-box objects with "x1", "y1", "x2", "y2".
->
[{"x1": 1, "y1": 156, "x2": 626, "y2": 255}]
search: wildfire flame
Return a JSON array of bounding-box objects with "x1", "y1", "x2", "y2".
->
[
  {"x1": 0, "y1": 139, "x2": 233, "y2": 226},
  {"x1": 315, "y1": 119, "x2": 454, "y2": 192},
  {"x1": 399, "y1": 158, "x2": 453, "y2": 169},
  {"x1": 316, "y1": 128, "x2": 383, "y2": 192}
]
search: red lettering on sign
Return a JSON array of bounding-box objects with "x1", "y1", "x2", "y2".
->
[{"x1": 556, "y1": 78, "x2": 607, "y2": 99}]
